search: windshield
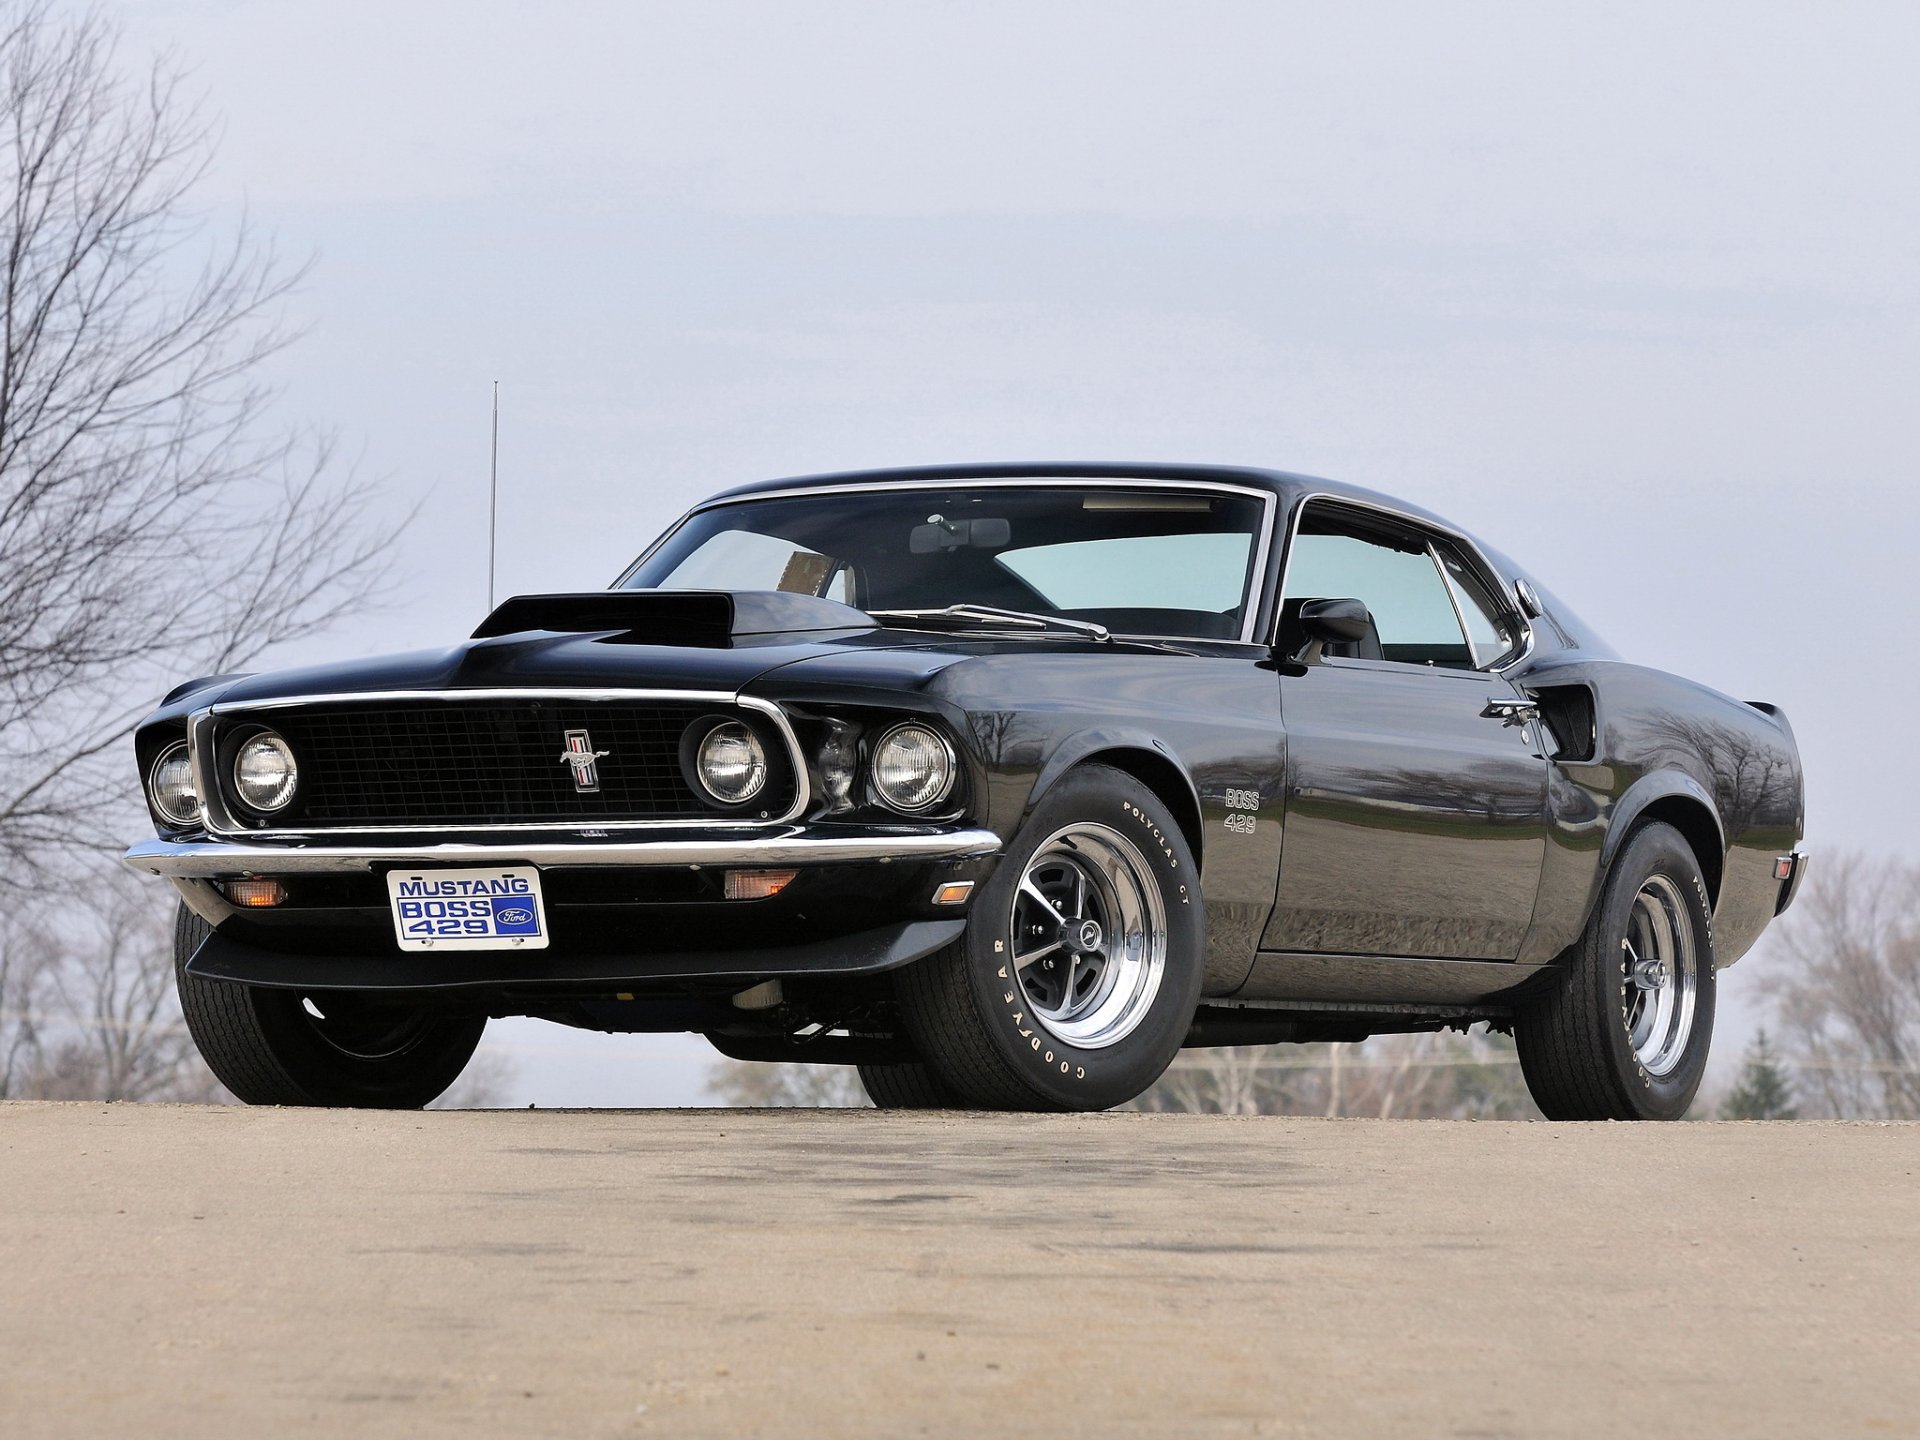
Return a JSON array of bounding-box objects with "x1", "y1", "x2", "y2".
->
[{"x1": 623, "y1": 484, "x2": 1270, "y2": 641}]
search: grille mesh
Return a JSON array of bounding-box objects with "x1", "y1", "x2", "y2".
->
[{"x1": 229, "y1": 699, "x2": 793, "y2": 827}]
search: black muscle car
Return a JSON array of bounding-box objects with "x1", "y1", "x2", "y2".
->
[{"x1": 125, "y1": 463, "x2": 1806, "y2": 1117}]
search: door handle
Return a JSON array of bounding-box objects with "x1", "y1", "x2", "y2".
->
[{"x1": 1482, "y1": 697, "x2": 1539, "y2": 726}]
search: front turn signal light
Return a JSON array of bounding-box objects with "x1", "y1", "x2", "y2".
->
[
  {"x1": 219, "y1": 878, "x2": 288, "y2": 908},
  {"x1": 723, "y1": 868, "x2": 797, "y2": 901}
]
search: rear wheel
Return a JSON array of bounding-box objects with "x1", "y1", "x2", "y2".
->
[
  {"x1": 1515, "y1": 822, "x2": 1716, "y2": 1120},
  {"x1": 173, "y1": 904, "x2": 485, "y2": 1108},
  {"x1": 895, "y1": 764, "x2": 1205, "y2": 1111},
  {"x1": 857, "y1": 1061, "x2": 960, "y2": 1109}
]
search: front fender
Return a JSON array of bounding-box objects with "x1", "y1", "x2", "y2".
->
[{"x1": 1024, "y1": 726, "x2": 1203, "y2": 851}]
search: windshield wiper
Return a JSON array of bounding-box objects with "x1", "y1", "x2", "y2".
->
[{"x1": 867, "y1": 604, "x2": 1112, "y2": 643}]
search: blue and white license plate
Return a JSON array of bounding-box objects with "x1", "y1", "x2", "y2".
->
[{"x1": 386, "y1": 867, "x2": 549, "y2": 952}]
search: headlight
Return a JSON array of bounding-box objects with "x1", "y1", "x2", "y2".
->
[
  {"x1": 695, "y1": 721, "x2": 768, "y2": 805},
  {"x1": 147, "y1": 742, "x2": 201, "y2": 826},
  {"x1": 232, "y1": 732, "x2": 298, "y2": 812},
  {"x1": 871, "y1": 723, "x2": 956, "y2": 813}
]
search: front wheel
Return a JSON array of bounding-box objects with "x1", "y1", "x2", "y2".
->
[
  {"x1": 1515, "y1": 821, "x2": 1717, "y2": 1120},
  {"x1": 173, "y1": 904, "x2": 486, "y2": 1108},
  {"x1": 857, "y1": 1061, "x2": 961, "y2": 1109},
  {"x1": 895, "y1": 764, "x2": 1205, "y2": 1111}
]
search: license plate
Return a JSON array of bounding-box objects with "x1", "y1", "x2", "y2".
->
[{"x1": 386, "y1": 867, "x2": 549, "y2": 951}]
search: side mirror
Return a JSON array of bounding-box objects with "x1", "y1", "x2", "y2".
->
[
  {"x1": 1286, "y1": 597, "x2": 1374, "y2": 664},
  {"x1": 1299, "y1": 597, "x2": 1372, "y2": 644}
]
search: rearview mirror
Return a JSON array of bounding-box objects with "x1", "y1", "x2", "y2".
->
[{"x1": 909, "y1": 517, "x2": 1011, "y2": 553}]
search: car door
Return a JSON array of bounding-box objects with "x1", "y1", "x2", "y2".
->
[{"x1": 1260, "y1": 503, "x2": 1549, "y2": 960}]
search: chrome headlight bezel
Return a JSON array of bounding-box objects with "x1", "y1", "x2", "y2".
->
[
  {"x1": 146, "y1": 740, "x2": 202, "y2": 827},
  {"x1": 869, "y1": 722, "x2": 958, "y2": 815}
]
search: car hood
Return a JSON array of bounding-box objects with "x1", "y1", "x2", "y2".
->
[
  {"x1": 150, "y1": 591, "x2": 1167, "y2": 720},
  {"x1": 192, "y1": 628, "x2": 952, "y2": 708}
]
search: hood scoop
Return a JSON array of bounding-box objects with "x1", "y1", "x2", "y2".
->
[{"x1": 471, "y1": 590, "x2": 874, "y2": 648}]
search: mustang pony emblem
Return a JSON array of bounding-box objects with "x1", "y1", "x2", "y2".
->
[{"x1": 557, "y1": 729, "x2": 611, "y2": 793}]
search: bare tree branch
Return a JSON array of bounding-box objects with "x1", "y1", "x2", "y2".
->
[
  {"x1": 0, "y1": 866, "x2": 225, "y2": 1101},
  {"x1": 0, "y1": 2, "x2": 403, "y2": 888},
  {"x1": 1130, "y1": 1030, "x2": 1540, "y2": 1118},
  {"x1": 1763, "y1": 852, "x2": 1920, "y2": 1120}
]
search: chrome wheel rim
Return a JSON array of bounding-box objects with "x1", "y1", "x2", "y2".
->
[
  {"x1": 1009, "y1": 822, "x2": 1167, "y2": 1049},
  {"x1": 1620, "y1": 875, "x2": 1699, "y2": 1078}
]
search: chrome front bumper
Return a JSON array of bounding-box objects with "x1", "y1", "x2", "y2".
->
[{"x1": 123, "y1": 826, "x2": 1003, "y2": 878}]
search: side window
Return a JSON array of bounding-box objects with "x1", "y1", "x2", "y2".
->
[
  {"x1": 1280, "y1": 510, "x2": 1471, "y2": 668},
  {"x1": 1435, "y1": 546, "x2": 1520, "y2": 668}
]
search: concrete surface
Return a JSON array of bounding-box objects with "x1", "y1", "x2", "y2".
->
[{"x1": 1, "y1": 1104, "x2": 1915, "y2": 1439}]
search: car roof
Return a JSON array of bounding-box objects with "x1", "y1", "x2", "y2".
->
[{"x1": 701, "y1": 461, "x2": 1468, "y2": 538}]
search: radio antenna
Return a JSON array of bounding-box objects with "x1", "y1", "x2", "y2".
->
[{"x1": 487, "y1": 380, "x2": 500, "y2": 612}]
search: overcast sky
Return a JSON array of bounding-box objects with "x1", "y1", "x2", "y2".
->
[{"x1": 113, "y1": 1, "x2": 1920, "y2": 1105}]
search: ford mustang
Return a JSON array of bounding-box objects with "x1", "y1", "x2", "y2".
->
[{"x1": 125, "y1": 463, "x2": 1806, "y2": 1116}]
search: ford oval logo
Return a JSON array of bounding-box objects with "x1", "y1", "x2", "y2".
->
[{"x1": 497, "y1": 907, "x2": 533, "y2": 926}]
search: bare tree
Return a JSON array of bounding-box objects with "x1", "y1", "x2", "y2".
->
[
  {"x1": 1764, "y1": 852, "x2": 1920, "y2": 1120},
  {"x1": 0, "y1": 3, "x2": 398, "y2": 885},
  {"x1": 1137, "y1": 1043, "x2": 1274, "y2": 1116},
  {"x1": 1133, "y1": 1029, "x2": 1541, "y2": 1119},
  {"x1": 428, "y1": 1049, "x2": 517, "y2": 1109},
  {"x1": 705, "y1": 1059, "x2": 870, "y2": 1107},
  {"x1": 0, "y1": 869, "x2": 224, "y2": 1100},
  {"x1": 0, "y1": 903, "x2": 50, "y2": 1096},
  {"x1": 698, "y1": 1031, "x2": 1541, "y2": 1115}
]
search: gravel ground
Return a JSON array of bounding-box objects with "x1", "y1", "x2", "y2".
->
[{"x1": 2, "y1": 1103, "x2": 1915, "y2": 1438}]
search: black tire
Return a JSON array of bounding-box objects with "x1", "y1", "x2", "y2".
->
[
  {"x1": 173, "y1": 904, "x2": 486, "y2": 1108},
  {"x1": 895, "y1": 764, "x2": 1205, "y2": 1112},
  {"x1": 857, "y1": 1061, "x2": 961, "y2": 1109},
  {"x1": 1515, "y1": 822, "x2": 1717, "y2": 1120}
]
